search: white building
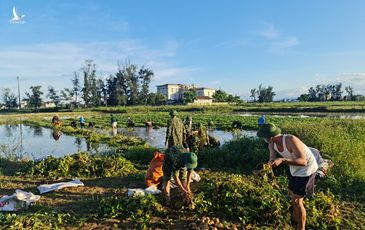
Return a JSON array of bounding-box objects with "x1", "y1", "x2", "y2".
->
[
  {"x1": 156, "y1": 84, "x2": 185, "y2": 101},
  {"x1": 195, "y1": 87, "x2": 215, "y2": 97},
  {"x1": 193, "y1": 96, "x2": 214, "y2": 104},
  {"x1": 156, "y1": 84, "x2": 216, "y2": 102}
]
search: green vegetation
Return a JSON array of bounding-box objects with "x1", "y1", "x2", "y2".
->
[
  {"x1": 0, "y1": 207, "x2": 84, "y2": 230},
  {"x1": 28, "y1": 152, "x2": 137, "y2": 178},
  {"x1": 0, "y1": 104, "x2": 365, "y2": 229}
]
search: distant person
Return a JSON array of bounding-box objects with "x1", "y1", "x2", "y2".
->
[
  {"x1": 79, "y1": 116, "x2": 85, "y2": 128},
  {"x1": 207, "y1": 120, "x2": 214, "y2": 129},
  {"x1": 257, "y1": 123, "x2": 318, "y2": 230},
  {"x1": 52, "y1": 115, "x2": 62, "y2": 126},
  {"x1": 111, "y1": 114, "x2": 117, "y2": 129},
  {"x1": 145, "y1": 120, "x2": 153, "y2": 128},
  {"x1": 70, "y1": 120, "x2": 77, "y2": 128},
  {"x1": 127, "y1": 117, "x2": 135, "y2": 127},
  {"x1": 232, "y1": 120, "x2": 242, "y2": 129},
  {"x1": 162, "y1": 146, "x2": 198, "y2": 206},
  {"x1": 258, "y1": 115, "x2": 266, "y2": 126},
  {"x1": 184, "y1": 115, "x2": 193, "y2": 137},
  {"x1": 165, "y1": 111, "x2": 186, "y2": 148}
]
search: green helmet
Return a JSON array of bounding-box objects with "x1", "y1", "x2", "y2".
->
[
  {"x1": 182, "y1": 152, "x2": 198, "y2": 169},
  {"x1": 257, "y1": 123, "x2": 281, "y2": 138}
]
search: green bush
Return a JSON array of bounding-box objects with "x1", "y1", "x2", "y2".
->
[
  {"x1": 193, "y1": 171, "x2": 342, "y2": 229},
  {"x1": 0, "y1": 209, "x2": 84, "y2": 229},
  {"x1": 198, "y1": 137, "x2": 268, "y2": 173},
  {"x1": 98, "y1": 194, "x2": 166, "y2": 229},
  {"x1": 28, "y1": 152, "x2": 137, "y2": 178},
  {"x1": 123, "y1": 146, "x2": 158, "y2": 165}
]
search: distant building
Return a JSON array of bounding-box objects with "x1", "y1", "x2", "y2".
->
[
  {"x1": 20, "y1": 100, "x2": 28, "y2": 108},
  {"x1": 195, "y1": 87, "x2": 215, "y2": 97},
  {"x1": 42, "y1": 101, "x2": 56, "y2": 108},
  {"x1": 193, "y1": 96, "x2": 213, "y2": 104},
  {"x1": 156, "y1": 84, "x2": 185, "y2": 101},
  {"x1": 156, "y1": 84, "x2": 216, "y2": 102}
]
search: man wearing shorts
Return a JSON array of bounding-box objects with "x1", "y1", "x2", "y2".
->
[
  {"x1": 162, "y1": 146, "x2": 198, "y2": 206},
  {"x1": 257, "y1": 123, "x2": 318, "y2": 230}
]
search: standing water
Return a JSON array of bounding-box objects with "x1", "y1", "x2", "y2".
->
[
  {"x1": 0, "y1": 124, "x2": 108, "y2": 160},
  {"x1": 101, "y1": 127, "x2": 257, "y2": 148}
]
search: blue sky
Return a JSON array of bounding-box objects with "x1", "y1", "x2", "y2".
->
[{"x1": 1, "y1": 0, "x2": 365, "y2": 100}]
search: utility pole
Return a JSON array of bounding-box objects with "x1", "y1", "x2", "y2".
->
[{"x1": 17, "y1": 76, "x2": 21, "y2": 109}]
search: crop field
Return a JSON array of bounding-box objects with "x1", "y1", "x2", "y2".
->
[{"x1": 0, "y1": 104, "x2": 365, "y2": 229}]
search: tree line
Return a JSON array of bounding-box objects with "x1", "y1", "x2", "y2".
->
[
  {"x1": 1, "y1": 60, "x2": 169, "y2": 109},
  {"x1": 1, "y1": 64, "x2": 363, "y2": 108},
  {"x1": 298, "y1": 84, "x2": 363, "y2": 102}
]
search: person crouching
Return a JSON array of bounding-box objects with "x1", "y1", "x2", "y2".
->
[{"x1": 162, "y1": 146, "x2": 198, "y2": 207}]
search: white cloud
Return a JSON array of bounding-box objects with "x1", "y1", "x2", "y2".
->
[
  {"x1": 335, "y1": 73, "x2": 365, "y2": 94},
  {"x1": 272, "y1": 36, "x2": 299, "y2": 49},
  {"x1": 258, "y1": 24, "x2": 280, "y2": 39},
  {"x1": 257, "y1": 24, "x2": 299, "y2": 51},
  {"x1": 0, "y1": 40, "x2": 198, "y2": 96},
  {"x1": 275, "y1": 86, "x2": 307, "y2": 99}
]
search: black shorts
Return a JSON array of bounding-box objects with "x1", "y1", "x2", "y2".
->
[{"x1": 288, "y1": 173, "x2": 310, "y2": 196}]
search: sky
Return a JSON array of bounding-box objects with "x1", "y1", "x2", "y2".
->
[{"x1": 1, "y1": 0, "x2": 365, "y2": 100}]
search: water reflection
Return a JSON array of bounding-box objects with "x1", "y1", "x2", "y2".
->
[
  {"x1": 32, "y1": 126, "x2": 43, "y2": 136},
  {"x1": 52, "y1": 129, "x2": 62, "y2": 141},
  {"x1": 102, "y1": 127, "x2": 257, "y2": 148},
  {"x1": 0, "y1": 125, "x2": 110, "y2": 160}
]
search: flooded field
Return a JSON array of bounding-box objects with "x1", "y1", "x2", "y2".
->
[
  {"x1": 100, "y1": 127, "x2": 257, "y2": 148},
  {"x1": 0, "y1": 124, "x2": 108, "y2": 159}
]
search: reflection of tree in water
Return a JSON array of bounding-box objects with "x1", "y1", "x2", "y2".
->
[
  {"x1": 74, "y1": 137, "x2": 82, "y2": 152},
  {"x1": 4, "y1": 125, "x2": 14, "y2": 138},
  {"x1": 0, "y1": 137, "x2": 23, "y2": 160},
  {"x1": 86, "y1": 139, "x2": 99, "y2": 153},
  {"x1": 32, "y1": 126, "x2": 43, "y2": 136}
]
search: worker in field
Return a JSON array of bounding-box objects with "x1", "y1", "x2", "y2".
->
[
  {"x1": 207, "y1": 120, "x2": 214, "y2": 129},
  {"x1": 110, "y1": 114, "x2": 117, "y2": 129},
  {"x1": 257, "y1": 123, "x2": 318, "y2": 230},
  {"x1": 165, "y1": 111, "x2": 186, "y2": 148},
  {"x1": 79, "y1": 116, "x2": 85, "y2": 128},
  {"x1": 162, "y1": 146, "x2": 198, "y2": 207},
  {"x1": 127, "y1": 117, "x2": 135, "y2": 127},
  {"x1": 258, "y1": 115, "x2": 266, "y2": 126},
  {"x1": 52, "y1": 114, "x2": 62, "y2": 127},
  {"x1": 184, "y1": 115, "x2": 193, "y2": 137},
  {"x1": 196, "y1": 123, "x2": 209, "y2": 148}
]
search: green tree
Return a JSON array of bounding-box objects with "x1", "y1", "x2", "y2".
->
[
  {"x1": 47, "y1": 86, "x2": 61, "y2": 107},
  {"x1": 139, "y1": 67, "x2": 154, "y2": 105},
  {"x1": 155, "y1": 93, "x2": 166, "y2": 105},
  {"x1": 298, "y1": 94, "x2": 310, "y2": 102},
  {"x1": 81, "y1": 60, "x2": 97, "y2": 107},
  {"x1": 97, "y1": 78, "x2": 108, "y2": 106},
  {"x1": 0, "y1": 88, "x2": 18, "y2": 109},
  {"x1": 257, "y1": 84, "x2": 276, "y2": 102},
  {"x1": 250, "y1": 88, "x2": 257, "y2": 102},
  {"x1": 345, "y1": 86, "x2": 354, "y2": 101},
  {"x1": 26, "y1": 85, "x2": 43, "y2": 108},
  {"x1": 146, "y1": 93, "x2": 156, "y2": 105},
  {"x1": 182, "y1": 89, "x2": 197, "y2": 104},
  {"x1": 213, "y1": 89, "x2": 228, "y2": 102},
  {"x1": 72, "y1": 72, "x2": 81, "y2": 106}
]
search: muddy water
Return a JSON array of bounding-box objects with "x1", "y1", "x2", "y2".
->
[{"x1": 0, "y1": 124, "x2": 108, "y2": 160}]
